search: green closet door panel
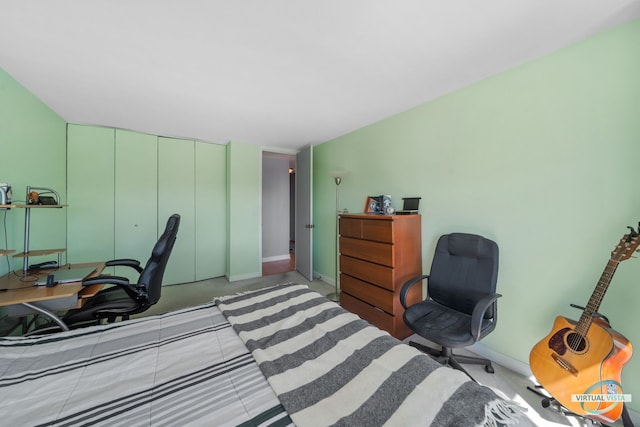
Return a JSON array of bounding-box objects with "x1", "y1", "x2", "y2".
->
[
  {"x1": 158, "y1": 137, "x2": 195, "y2": 285},
  {"x1": 67, "y1": 124, "x2": 115, "y2": 264},
  {"x1": 195, "y1": 142, "x2": 227, "y2": 280},
  {"x1": 114, "y1": 129, "x2": 158, "y2": 281}
]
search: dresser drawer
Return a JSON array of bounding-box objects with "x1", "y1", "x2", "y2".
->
[
  {"x1": 340, "y1": 217, "x2": 363, "y2": 239},
  {"x1": 340, "y1": 274, "x2": 394, "y2": 314},
  {"x1": 340, "y1": 255, "x2": 393, "y2": 291},
  {"x1": 362, "y1": 219, "x2": 393, "y2": 243},
  {"x1": 340, "y1": 236, "x2": 393, "y2": 267},
  {"x1": 339, "y1": 217, "x2": 393, "y2": 243},
  {"x1": 340, "y1": 292, "x2": 394, "y2": 334}
]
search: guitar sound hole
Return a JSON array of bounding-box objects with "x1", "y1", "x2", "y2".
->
[{"x1": 565, "y1": 332, "x2": 588, "y2": 353}]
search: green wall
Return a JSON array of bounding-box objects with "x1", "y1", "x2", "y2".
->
[
  {"x1": 0, "y1": 68, "x2": 67, "y2": 275},
  {"x1": 226, "y1": 141, "x2": 262, "y2": 281},
  {"x1": 314, "y1": 19, "x2": 640, "y2": 408}
]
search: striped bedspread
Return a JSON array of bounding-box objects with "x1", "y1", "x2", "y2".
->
[
  {"x1": 0, "y1": 304, "x2": 290, "y2": 426},
  {"x1": 216, "y1": 283, "x2": 523, "y2": 427}
]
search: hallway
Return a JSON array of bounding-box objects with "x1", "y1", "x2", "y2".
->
[{"x1": 262, "y1": 252, "x2": 295, "y2": 275}]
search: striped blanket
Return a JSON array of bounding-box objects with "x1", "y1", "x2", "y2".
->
[
  {"x1": 0, "y1": 304, "x2": 290, "y2": 426},
  {"x1": 216, "y1": 283, "x2": 523, "y2": 427}
]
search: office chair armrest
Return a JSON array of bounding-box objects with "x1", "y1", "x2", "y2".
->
[
  {"x1": 105, "y1": 258, "x2": 143, "y2": 273},
  {"x1": 82, "y1": 275, "x2": 145, "y2": 300},
  {"x1": 82, "y1": 274, "x2": 130, "y2": 287},
  {"x1": 399, "y1": 275, "x2": 429, "y2": 309},
  {"x1": 470, "y1": 293, "x2": 502, "y2": 342}
]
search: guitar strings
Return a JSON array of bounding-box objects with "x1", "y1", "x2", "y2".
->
[
  {"x1": 564, "y1": 238, "x2": 635, "y2": 352},
  {"x1": 568, "y1": 260, "x2": 620, "y2": 351}
]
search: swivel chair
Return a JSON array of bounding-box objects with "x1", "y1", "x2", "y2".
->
[
  {"x1": 400, "y1": 232, "x2": 501, "y2": 379},
  {"x1": 61, "y1": 213, "x2": 180, "y2": 328}
]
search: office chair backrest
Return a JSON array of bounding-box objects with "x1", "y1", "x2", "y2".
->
[
  {"x1": 428, "y1": 233, "x2": 499, "y2": 318},
  {"x1": 138, "y1": 214, "x2": 180, "y2": 305}
]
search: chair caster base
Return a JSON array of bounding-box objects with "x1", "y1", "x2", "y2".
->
[{"x1": 408, "y1": 341, "x2": 496, "y2": 382}]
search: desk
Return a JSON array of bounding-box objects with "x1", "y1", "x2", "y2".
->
[{"x1": 0, "y1": 262, "x2": 105, "y2": 332}]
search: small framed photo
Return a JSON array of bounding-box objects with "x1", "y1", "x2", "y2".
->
[{"x1": 364, "y1": 196, "x2": 380, "y2": 213}]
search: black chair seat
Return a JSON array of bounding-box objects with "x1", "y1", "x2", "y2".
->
[
  {"x1": 404, "y1": 301, "x2": 495, "y2": 348},
  {"x1": 62, "y1": 287, "x2": 143, "y2": 325}
]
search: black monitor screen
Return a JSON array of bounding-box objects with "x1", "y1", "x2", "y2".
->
[{"x1": 402, "y1": 197, "x2": 421, "y2": 211}]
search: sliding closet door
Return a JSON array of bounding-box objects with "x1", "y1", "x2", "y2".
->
[
  {"x1": 67, "y1": 124, "x2": 115, "y2": 264},
  {"x1": 158, "y1": 137, "x2": 195, "y2": 285},
  {"x1": 68, "y1": 126, "x2": 225, "y2": 284},
  {"x1": 114, "y1": 129, "x2": 158, "y2": 281},
  {"x1": 195, "y1": 141, "x2": 227, "y2": 280}
]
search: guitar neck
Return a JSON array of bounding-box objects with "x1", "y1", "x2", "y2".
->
[{"x1": 575, "y1": 259, "x2": 619, "y2": 336}]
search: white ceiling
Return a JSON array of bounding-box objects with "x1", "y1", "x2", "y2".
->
[{"x1": 1, "y1": 1, "x2": 639, "y2": 152}]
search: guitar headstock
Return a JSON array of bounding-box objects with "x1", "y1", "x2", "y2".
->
[{"x1": 611, "y1": 222, "x2": 640, "y2": 262}]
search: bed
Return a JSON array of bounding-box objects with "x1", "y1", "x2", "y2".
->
[{"x1": 0, "y1": 283, "x2": 523, "y2": 426}]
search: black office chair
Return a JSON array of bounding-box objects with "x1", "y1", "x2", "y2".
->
[
  {"x1": 399, "y1": 232, "x2": 501, "y2": 379},
  {"x1": 60, "y1": 213, "x2": 180, "y2": 328}
]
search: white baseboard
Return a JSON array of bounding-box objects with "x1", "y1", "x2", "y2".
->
[
  {"x1": 314, "y1": 272, "x2": 335, "y2": 286},
  {"x1": 468, "y1": 342, "x2": 532, "y2": 378},
  {"x1": 262, "y1": 254, "x2": 290, "y2": 263},
  {"x1": 226, "y1": 271, "x2": 261, "y2": 282}
]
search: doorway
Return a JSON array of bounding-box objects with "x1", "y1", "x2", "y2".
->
[{"x1": 262, "y1": 152, "x2": 296, "y2": 275}]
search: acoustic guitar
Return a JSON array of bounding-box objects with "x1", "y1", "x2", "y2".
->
[{"x1": 529, "y1": 226, "x2": 638, "y2": 423}]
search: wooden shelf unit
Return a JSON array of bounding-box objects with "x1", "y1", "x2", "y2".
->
[
  {"x1": 12, "y1": 248, "x2": 66, "y2": 258},
  {"x1": 3, "y1": 186, "x2": 67, "y2": 272},
  {"x1": 0, "y1": 249, "x2": 16, "y2": 257}
]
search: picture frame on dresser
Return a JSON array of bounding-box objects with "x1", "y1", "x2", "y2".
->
[{"x1": 364, "y1": 196, "x2": 379, "y2": 213}]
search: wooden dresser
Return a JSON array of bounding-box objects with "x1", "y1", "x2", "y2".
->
[{"x1": 339, "y1": 213, "x2": 422, "y2": 339}]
